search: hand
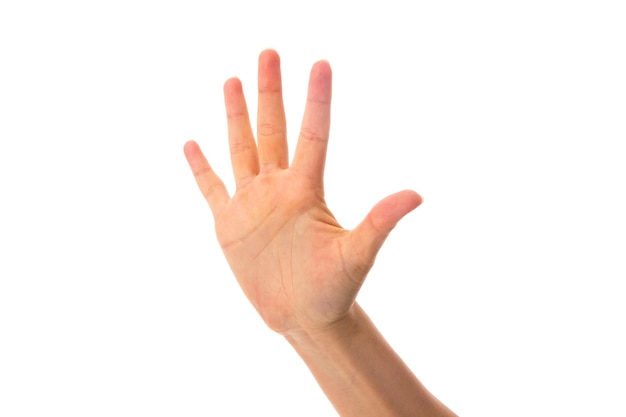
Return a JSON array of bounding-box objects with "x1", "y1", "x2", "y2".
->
[{"x1": 184, "y1": 50, "x2": 422, "y2": 336}]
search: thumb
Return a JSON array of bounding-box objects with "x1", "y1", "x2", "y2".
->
[{"x1": 346, "y1": 190, "x2": 422, "y2": 280}]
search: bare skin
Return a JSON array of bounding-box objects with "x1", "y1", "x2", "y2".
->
[{"x1": 184, "y1": 49, "x2": 457, "y2": 417}]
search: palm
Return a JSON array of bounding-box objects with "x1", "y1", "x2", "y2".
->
[
  {"x1": 216, "y1": 169, "x2": 353, "y2": 332},
  {"x1": 184, "y1": 50, "x2": 421, "y2": 334}
]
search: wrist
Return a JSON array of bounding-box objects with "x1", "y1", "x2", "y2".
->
[{"x1": 282, "y1": 303, "x2": 364, "y2": 356}]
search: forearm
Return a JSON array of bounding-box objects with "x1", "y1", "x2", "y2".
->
[{"x1": 284, "y1": 303, "x2": 457, "y2": 417}]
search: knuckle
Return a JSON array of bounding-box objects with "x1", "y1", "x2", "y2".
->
[
  {"x1": 299, "y1": 127, "x2": 326, "y2": 143},
  {"x1": 192, "y1": 165, "x2": 212, "y2": 178},
  {"x1": 226, "y1": 110, "x2": 247, "y2": 120},
  {"x1": 229, "y1": 140, "x2": 254, "y2": 156},
  {"x1": 235, "y1": 174, "x2": 256, "y2": 189},
  {"x1": 258, "y1": 86, "x2": 282, "y2": 95},
  {"x1": 201, "y1": 182, "x2": 222, "y2": 199},
  {"x1": 258, "y1": 122, "x2": 284, "y2": 138}
]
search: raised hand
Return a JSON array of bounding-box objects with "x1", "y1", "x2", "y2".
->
[{"x1": 184, "y1": 49, "x2": 422, "y2": 336}]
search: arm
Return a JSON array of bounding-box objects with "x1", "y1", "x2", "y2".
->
[
  {"x1": 286, "y1": 303, "x2": 455, "y2": 417},
  {"x1": 183, "y1": 49, "x2": 457, "y2": 417}
]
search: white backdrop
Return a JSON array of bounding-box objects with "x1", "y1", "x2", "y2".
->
[{"x1": 1, "y1": 1, "x2": 625, "y2": 416}]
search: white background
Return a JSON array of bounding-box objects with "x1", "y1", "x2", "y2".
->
[{"x1": 1, "y1": 1, "x2": 625, "y2": 416}]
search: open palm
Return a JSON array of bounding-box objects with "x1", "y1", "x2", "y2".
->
[{"x1": 184, "y1": 50, "x2": 421, "y2": 335}]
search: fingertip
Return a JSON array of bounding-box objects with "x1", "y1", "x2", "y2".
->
[
  {"x1": 258, "y1": 49, "x2": 283, "y2": 94},
  {"x1": 392, "y1": 190, "x2": 423, "y2": 221},
  {"x1": 311, "y1": 59, "x2": 332, "y2": 79},
  {"x1": 402, "y1": 189, "x2": 423, "y2": 210},
  {"x1": 307, "y1": 60, "x2": 332, "y2": 104},
  {"x1": 259, "y1": 49, "x2": 280, "y2": 65},
  {"x1": 368, "y1": 190, "x2": 423, "y2": 234},
  {"x1": 184, "y1": 139, "x2": 198, "y2": 151},
  {"x1": 184, "y1": 140, "x2": 208, "y2": 168},
  {"x1": 183, "y1": 140, "x2": 199, "y2": 158},
  {"x1": 223, "y1": 77, "x2": 242, "y2": 94}
]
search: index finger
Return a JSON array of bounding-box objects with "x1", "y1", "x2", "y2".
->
[{"x1": 291, "y1": 60, "x2": 332, "y2": 185}]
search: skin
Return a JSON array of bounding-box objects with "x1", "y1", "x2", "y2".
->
[{"x1": 184, "y1": 49, "x2": 457, "y2": 417}]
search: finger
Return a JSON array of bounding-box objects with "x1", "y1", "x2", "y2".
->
[
  {"x1": 183, "y1": 140, "x2": 230, "y2": 218},
  {"x1": 257, "y1": 49, "x2": 288, "y2": 171},
  {"x1": 291, "y1": 60, "x2": 332, "y2": 185},
  {"x1": 346, "y1": 190, "x2": 422, "y2": 284},
  {"x1": 224, "y1": 78, "x2": 259, "y2": 188}
]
